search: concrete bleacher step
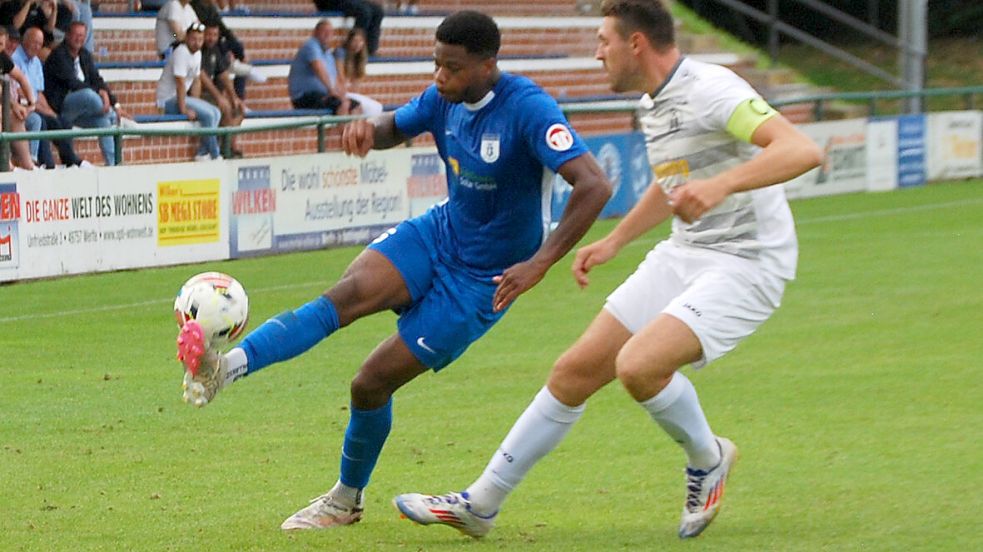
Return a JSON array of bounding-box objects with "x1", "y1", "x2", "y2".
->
[
  {"x1": 106, "y1": 63, "x2": 628, "y2": 114},
  {"x1": 100, "y1": 51, "x2": 744, "y2": 115},
  {"x1": 95, "y1": 0, "x2": 579, "y2": 16},
  {"x1": 91, "y1": 15, "x2": 601, "y2": 63},
  {"x1": 75, "y1": 6, "x2": 801, "y2": 165}
]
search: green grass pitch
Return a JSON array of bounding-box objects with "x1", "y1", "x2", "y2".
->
[{"x1": 1, "y1": 180, "x2": 981, "y2": 551}]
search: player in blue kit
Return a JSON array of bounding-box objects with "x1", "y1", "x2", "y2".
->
[{"x1": 175, "y1": 10, "x2": 612, "y2": 530}]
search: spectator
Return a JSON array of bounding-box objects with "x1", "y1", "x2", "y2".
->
[
  {"x1": 190, "y1": 0, "x2": 265, "y2": 101},
  {"x1": 338, "y1": 27, "x2": 381, "y2": 115},
  {"x1": 312, "y1": 0, "x2": 382, "y2": 55},
  {"x1": 44, "y1": 21, "x2": 129, "y2": 166},
  {"x1": 156, "y1": 22, "x2": 221, "y2": 161},
  {"x1": 0, "y1": 23, "x2": 41, "y2": 165},
  {"x1": 155, "y1": 0, "x2": 199, "y2": 59},
  {"x1": 288, "y1": 19, "x2": 358, "y2": 115},
  {"x1": 198, "y1": 22, "x2": 243, "y2": 157},
  {"x1": 215, "y1": 0, "x2": 244, "y2": 14},
  {"x1": 0, "y1": 0, "x2": 59, "y2": 55},
  {"x1": 0, "y1": 25, "x2": 36, "y2": 169},
  {"x1": 395, "y1": 0, "x2": 417, "y2": 15},
  {"x1": 12, "y1": 26, "x2": 86, "y2": 167},
  {"x1": 137, "y1": 0, "x2": 168, "y2": 11}
]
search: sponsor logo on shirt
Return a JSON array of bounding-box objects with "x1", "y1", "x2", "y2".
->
[{"x1": 545, "y1": 124, "x2": 574, "y2": 152}]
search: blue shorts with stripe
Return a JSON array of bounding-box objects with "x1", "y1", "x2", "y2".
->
[{"x1": 367, "y1": 211, "x2": 508, "y2": 371}]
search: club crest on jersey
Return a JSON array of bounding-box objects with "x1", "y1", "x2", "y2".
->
[
  {"x1": 546, "y1": 124, "x2": 574, "y2": 152},
  {"x1": 480, "y1": 133, "x2": 500, "y2": 163}
]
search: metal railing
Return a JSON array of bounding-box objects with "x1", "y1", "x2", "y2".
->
[
  {"x1": 2, "y1": 86, "x2": 981, "y2": 171},
  {"x1": 690, "y1": 0, "x2": 928, "y2": 111},
  {"x1": 559, "y1": 86, "x2": 983, "y2": 120},
  {"x1": 768, "y1": 85, "x2": 983, "y2": 121},
  {"x1": 0, "y1": 108, "x2": 363, "y2": 171}
]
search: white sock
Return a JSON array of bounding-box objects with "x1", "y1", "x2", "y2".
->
[
  {"x1": 222, "y1": 348, "x2": 249, "y2": 386},
  {"x1": 465, "y1": 386, "x2": 585, "y2": 516},
  {"x1": 639, "y1": 372, "x2": 720, "y2": 470},
  {"x1": 329, "y1": 480, "x2": 360, "y2": 506}
]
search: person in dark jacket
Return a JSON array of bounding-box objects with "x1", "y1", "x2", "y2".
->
[
  {"x1": 191, "y1": 0, "x2": 265, "y2": 100},
  {"x1": 43, "y1": 21, "x2": 129, "y2": 166},
  {"x1": 14, "y1": 25, "x2": 85, "y2": 168}
]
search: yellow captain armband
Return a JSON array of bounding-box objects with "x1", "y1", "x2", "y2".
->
[{"x1": 725, "y1": 98, "x2": 778, "y2": 143}]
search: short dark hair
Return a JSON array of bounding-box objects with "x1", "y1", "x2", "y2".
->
[
  {"x1": 435, "y1": 10, "x2": 500, "y2": 58},
  {"x1": 314, "y1": 19, "x2": 332, "y2": 34},
  {"x1": 601, "y1": 0, "x2": 675, "y2": 50}
]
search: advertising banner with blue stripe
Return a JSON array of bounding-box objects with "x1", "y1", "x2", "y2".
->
[
  {"x1": 897, "y1": 114, "x2": 927, "y2": 188},
  {"x1": 550, "y1": 132, "x2": 651, "y2": 222}
]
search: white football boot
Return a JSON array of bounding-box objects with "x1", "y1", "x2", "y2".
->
[
  {"x1": 392, "y1": 491, "x2": 496, "y2": 538},
  {"x1": 176, "y1": 320, "x2": 239, "y2": 407},
  {"x1": 678, "y1": 437, "x2": 739, "y2": 539},
  {"x1": 281, "y1": 488, "x2": 364, "y2": 530}
]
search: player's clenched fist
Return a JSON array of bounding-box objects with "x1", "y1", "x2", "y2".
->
[
  {"x1": 667, "y1": 179, "x2": 728, "y2": 224},
  {"x1": 342, "y1": 119, "x2": 376, "y2": 157}
]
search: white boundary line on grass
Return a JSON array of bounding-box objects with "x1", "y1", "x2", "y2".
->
[
  {"x1": 794, "y1": 197, "x2": 983, "y2": 225},
  {"x1": 0, "y1": 281, "x2": 321, "y2": 324},
  {"x1": 1, "y1": 195, "x2": 979, "y2": 325}
]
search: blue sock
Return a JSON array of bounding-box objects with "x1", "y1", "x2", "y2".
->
[
  {"x1": 239, "y1": 296, "x2": 339, "y2": 374},
  {"x1": 339, "y1": 399, "x2": 393, "y2": 489}
]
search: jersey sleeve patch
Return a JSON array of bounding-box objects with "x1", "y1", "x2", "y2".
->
[
  {"x1": 545, "y1": 123, "x2": 575, "y2": 152},
  {"x1": 725, "y1": 98, "x2": 778, "y2": 143}
]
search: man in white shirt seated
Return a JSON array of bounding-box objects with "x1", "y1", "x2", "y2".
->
[{"x1": 156, "y1": 22, "x2": 221, "y2": 161}]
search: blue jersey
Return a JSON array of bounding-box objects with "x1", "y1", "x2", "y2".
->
[{"x1": 394, "y1": 72, "x2": 588, "y2": 274}]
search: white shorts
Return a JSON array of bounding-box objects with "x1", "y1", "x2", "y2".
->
[{"x1": 605, "y1": 240, "x2": 787, "y2": 368}]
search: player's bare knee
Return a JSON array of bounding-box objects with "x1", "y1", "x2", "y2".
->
[
  {"x1": 614, "y1": 347, "x2": 642, "y2": 389},
  {"x1": 615, "y1": 346, "x2": 677, "y2": 398},
  {"x1": 326, "y1": 275, "x2": 378, "y2": 326},
  {"x1": 549, "y1": 353, "x2": 609, "y2": 405},
  {"x1": 546, "y1": 372, "x2": 588, "y2": 406},
  {"x1": 349, "y1": 372, "x2": 393, "y2": 410}
]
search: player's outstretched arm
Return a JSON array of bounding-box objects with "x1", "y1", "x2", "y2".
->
[
  {"x1": 341, "y1": 112, "x2": 409, "y2": 157},
  {"x1": 492, "y1": 152, "x2": 611, "y2": 311}
]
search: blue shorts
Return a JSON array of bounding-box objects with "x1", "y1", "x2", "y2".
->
[{"x1": 367, "y1": 212, "x2": 507, "y2": 371}]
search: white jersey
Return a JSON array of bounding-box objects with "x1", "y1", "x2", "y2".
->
[
  {"x1": 637, "y1": 57, "x2": 797, "y2": 279},
  {"x1": 155, "y1": 44, "x2": 201, "y2": 107}
]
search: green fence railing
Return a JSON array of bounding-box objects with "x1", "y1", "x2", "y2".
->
[
  {"x1": 558, "y1": 86, "x2": 983, "y2": 120},
  {"x1": 0, "y1": 113, "x2": 364, "y2": 171},
  {"x1": 1, "y1": 86, "x2": 981, "y2": 171},
  {"x1": 768, "y1": 85, "x2": 983, "y2": 121}
]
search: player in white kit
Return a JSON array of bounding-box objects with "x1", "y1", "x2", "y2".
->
[{"x1": 393, "y1": 0, "x2": 824, "y2": 540}]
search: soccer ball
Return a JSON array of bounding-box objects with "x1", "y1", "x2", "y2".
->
[{"x1": 174, "y1": 272, "x2": 249, "y2": 348}]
